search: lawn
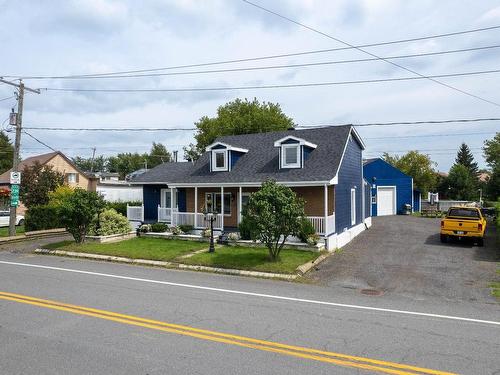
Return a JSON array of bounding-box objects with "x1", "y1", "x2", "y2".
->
[
  {"x1": 181, "y1": 245, "x2": 320, "y2": 274},
  {"x1": 490, "y1": 282, "x2": 500, "y2": 299},
  {"x1": 0, "y1": 225, "x2": 25, "y2": 237},
  {"x1": 45, "y1": 237, "x2": 208, "y2": 262}
]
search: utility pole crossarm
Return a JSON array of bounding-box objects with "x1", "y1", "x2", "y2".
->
[{"x1": 0, "y1": 78, "x2": 41, "y2": 94}]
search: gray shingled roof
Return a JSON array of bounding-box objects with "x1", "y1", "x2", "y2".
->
[{"x1": 134, "y1": 125, "x2": 357, "y2": 184}]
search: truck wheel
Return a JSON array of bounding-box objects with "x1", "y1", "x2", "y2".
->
[
  {"x1": 440, "y1": 234, "x2": 448, "y2": 243},
  {"x1": 477, "y1": 238, "x2": 484, "y2": 247}
]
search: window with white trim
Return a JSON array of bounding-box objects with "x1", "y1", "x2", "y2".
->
[
  {"x1": 351, "y1": 188, "x2": 356, "y2": 225},
  {"x1": 205, "y1": 193, "x2": 231, "y2": 215},
  {"x1": 212, "y1": 150, "x2": 227, "y2": 171},
  {"x1": 281, "y1": 144, "x2": 300, "y2": 168},
  {"x1": 66, "y1": 173, "x2": 77, "y2": 184}
]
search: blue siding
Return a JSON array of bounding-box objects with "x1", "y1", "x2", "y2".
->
[
  {"x1": 178, "y1": 188, "x2": 187, "y2": 212},
  {"x1": 413, "y1": 190, "x2": 421, "y2": 212},
  {"x1": 303, "y1": 146, "x2": 313, "y2": 161},
  {"x1": 364, "y1": 181, "x2": 371, "y2": 218},
  {"x1": 230, "y1": 150, "x2": 244, "y2": 169},
  {"x1": 143, "y1": 184, "x2": 167, "y2": 222},
  {"x1": 335, "y1": 136, "x2": 364, "y2": 233},
  {"x1": 363, "y1": 159, "x2": 413, "y2": 215}
]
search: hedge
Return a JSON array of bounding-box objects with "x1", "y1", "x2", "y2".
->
[
  {"x1": 105, "y1": 201, "x2": 142, "y2": 216},
  {"x1": 25, "y1": 205, "x2": 63, "y2": 231}
]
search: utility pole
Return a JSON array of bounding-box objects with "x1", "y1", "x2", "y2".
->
[
  {"x1": 0, "y1": 78, "x2": 40, "y2": 236},
  {"x1": 90, "y1": 147, "x2": 96, "y2": 172}
]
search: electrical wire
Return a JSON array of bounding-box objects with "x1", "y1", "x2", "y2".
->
[
  {"x1": 5, "y1": 25, "x2": 500, "y2": 79},
  {"x1": 0, "y1": 95, "x2": 16, "y2": 102},
  {"x1": 364, "y1": 131, "x2": 496, "y2": 140},
  {"x1": 38, "y1": 68, "x2": 500, "y2": 93},
  {"x1": 241, "y1": 0, "x2": 500, "y2": 108},
  {"x1": 22, "y1": 131, "x2": 57, "y2": 152},
  {"x1": 5, "y1": 45, "x2": 500, "y2": 80}
]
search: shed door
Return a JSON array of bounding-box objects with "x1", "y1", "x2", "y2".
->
[{"x1": 377, "y1": 187, "x2": 396, "y2": 216}]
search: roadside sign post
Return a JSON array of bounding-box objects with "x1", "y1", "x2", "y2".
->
[{"x1": 10, "y1": 184, "x2": 20, "y2": 207}]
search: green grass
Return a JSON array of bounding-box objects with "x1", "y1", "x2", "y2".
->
[
  {"x1": 490, "y1": 282, "x2": 500, "y2": 299},
  {"x1": 0, "y1": 225, "x2": 25, "y2": 237},
  {"x1": 45, "y1": 237, "x2": 208, "y2": 262},
  {"x1": 182, "y1": 245, "x2": 320, "y2": 274}
]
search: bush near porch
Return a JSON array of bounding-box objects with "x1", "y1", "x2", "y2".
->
[
  {"x1": 182, "y1": 246, "x2": 320, "y2": 274},
  {"x1": 45, "y1": 237, "x2": 208, "y2": 261}
]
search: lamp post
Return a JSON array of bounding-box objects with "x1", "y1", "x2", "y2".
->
[
  {"x1": 204, "y1": 209, "x2": 217, "y2": 253},
  {"x1": 478, "y1": 188, "x2": 483, "y2": 207}
]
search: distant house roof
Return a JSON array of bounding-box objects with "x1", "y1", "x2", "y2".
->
[
  {"x1": 0, "y1": 151, "x2": 90, "y2": 184},
  {"x1": 133, "y1": 125, "x2": 364, "y2": 185}
]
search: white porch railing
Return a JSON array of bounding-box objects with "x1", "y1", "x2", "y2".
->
[
  {"x1": 158, "y1": 206, "x2": 177, "y2": 223},
  {"x1": 127, "y1": 204, "x2": 144, "y2": 222},
  {"x1": 305, "y1": 214, "x2": 335, "y2": 236}
]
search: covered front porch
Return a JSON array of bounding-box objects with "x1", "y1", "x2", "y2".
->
[{"x1": 131, "y1": 184, "x2": 336, "y2": 236}]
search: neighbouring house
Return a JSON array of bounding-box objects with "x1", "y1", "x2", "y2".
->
[
  {"x1": 131, "y1": 125, "x2": 371, "y2": 250},
  {"x1": 363, "y1": 158, "x2": 421, "y2": 216},
  {"x1": 0, "y1": 151, "x2": 98, "y2": 213},
  {"x1": 90, "y1": 172, "x2": 143, "y2": 202}
]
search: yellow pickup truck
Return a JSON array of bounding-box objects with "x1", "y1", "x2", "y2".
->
[{"x1": 440, "y1": 207, "x2": 486, "y2": 246}]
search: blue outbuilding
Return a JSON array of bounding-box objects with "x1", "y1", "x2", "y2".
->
[{"x1": 363, "y1": 158, "x2": 421, "y2": 216}]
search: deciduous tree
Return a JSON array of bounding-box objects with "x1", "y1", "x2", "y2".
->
[
  {"x1": 446, "y1": 164, "x2": 477, "y2": 201},
  {"x1": 19, "y1": 162, "x2": 65, "y2": 208},
  {"x1": 183, "y1": 98, "x2": 294, "y2": 161},
  {"x1": 242, "y1": 180, "x2": 304, "y2": 261},
  {"x1": 483, "y1": 132, "x2": 500, "y2": 199},
  {"x1": 0, "y1": 131, "x2": 14, "y2": 174}
]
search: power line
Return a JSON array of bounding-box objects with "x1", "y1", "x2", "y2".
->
[
  {"x1": 22, "y1": 117, "x2": 500, "y2": 132},
  {"x1": 5, "y1": 25, "x2": 500, "y2": 79},
  {"x1": 22, "y1": 130, "x2": 57, "y2": 152},
  {"x1": 241, "y1": 0, "x2": 500, "y2": 108},
  {"x1": 364, "y1": 131, "x2": 496, "y2": 140},
  {"x1": 39, "y1": 68, "x2": 500, "y2": 93},
  {"x1": 0, "y1": 95, "x2": 16, "y2": 102},
  {"x1": 5, "y1": 44, "x2": 500, "y2": 80}
]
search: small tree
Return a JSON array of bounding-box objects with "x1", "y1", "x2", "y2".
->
[
  {"x1": 243, "y1": 180, "x2": 304, "y2": 261},
  {"x1": 455, "y1": 143, "x2": 479, "y2": 177},
  {"x1": 446, "y1": 164, "x2": 477, "y2": 201},
  {"x1": 20, "y1": 162, "x2": 65, "y2": 208},
  {"x1": 60, "y1": 189, "x2": 106, "y2": 243}
]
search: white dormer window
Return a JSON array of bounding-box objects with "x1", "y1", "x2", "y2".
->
[
  {"x1": 212, "y1": 150, "x2": 227, "y2": 171},
  {"x1": 282, "y1": 144, "x2": 300, "y2": 168}
]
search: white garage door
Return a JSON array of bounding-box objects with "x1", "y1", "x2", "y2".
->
[{"x1": 377, "y1": 187, "x2": 396, "y2": 216}]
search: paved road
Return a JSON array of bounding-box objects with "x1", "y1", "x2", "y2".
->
[
  {"x1": 0, "y1": 250, "x2": 499, "y2": 374},
  {"x1": 308, "y1": 216, "x2": 499, "y2": 303}
]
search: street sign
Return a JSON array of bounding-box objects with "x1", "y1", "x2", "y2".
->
[
  {"x1": 10, "y1": 184, "x2": 19, "y2": 207},
  {"x1": 10, "y1": 171, "x2": 21, "y2": 185}
]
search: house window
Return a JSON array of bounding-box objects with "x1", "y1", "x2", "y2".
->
[
  {"x1": 212, "y1": 150, "x2": 227, "y2": 171},
  {"x1": 160, "y1": 189, "x2": 177, "y2": 209},
  {"x1": 351, "y1": 188, "x2": 356, "y2": 225},
  {"x1": 66, "y1": 173, "x2": 77, "y2": 184},
  {"x1": 282, "y1": 144, "x2": 300, "y2": 168},
  {"x1": 205, "y1": 193, "x2": 231, "y2": 215}
]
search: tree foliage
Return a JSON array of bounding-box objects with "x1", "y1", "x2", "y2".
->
[
  {"x1": 19, "y1": 162, "x2": 65, "y2": 208},
  {"x1": 60, "y1": 189, "x2": 106, "y2": 243},
  {"x1": 455, "y1": 143, "x2": 478, "y2": 176},
  {"x1": 242, "y1": 180, "x2": 304, "y2": 261},
  {"x1": 483, "y1": 132, "x2": 500, "y2": 200},
  {"x1": 446, "y1": 164, "x2": 477, "y2": 201},
  {"x1": 382, "y1": 151, "x2": 437, "y2": 194},
  {"x1": 72, "y1": 155, "x2": 107, "y2": 172},
  {"x1": 147, "y1": 142, "x2": 172, "y2": 169},
  {"x1": 0, "y1": 131, "x2": 13, "y2": 175},
  {"x1": 183, "y1": 98, "x2": 295, "y2": 161}
]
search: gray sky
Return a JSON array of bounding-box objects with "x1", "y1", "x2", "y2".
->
[{"x1": 1, "y1": 0, "x2": 499, "y2": 172}]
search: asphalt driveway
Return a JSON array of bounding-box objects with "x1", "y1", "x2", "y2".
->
[{"x1": 307, "y1": 216, "x2": 499, "y2": 303}]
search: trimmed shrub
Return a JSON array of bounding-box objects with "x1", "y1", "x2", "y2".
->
[
  {"x1": 298, "y1": 217, "x2": 316, "y2": 243},
  {"x1": 227, "y1": 232, "x2": 240, "y2": 242},
  {"x1": 151, "y1": 222, "x2": 168, "y2": 233},
  {"x1": 106, "y1": 201, "x2": 142, "y2": 216},
  {"x1": 25, "y1": 205, "x2": 63, "y2": 231},
  {"x1": 89, "y1": 208, "x2": 131, "y2": 236},
  {"x1": 179, "y1": 224, "x2": 194, "y2": 233},
  {"x1": 138, "y1": 224, "x2": 152, "y2": 233},
  {"x1": 238, "y1": 216, "x2": 257, "y2": 240},
  {"x1": 306, "y1": 233, "x2": 320, "y2": 246},
  {"x1": 201, "y1": 228, "x2": 211, "y2": 238}
]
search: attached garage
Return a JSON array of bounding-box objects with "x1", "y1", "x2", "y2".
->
[{"x1": 376, "y1": 186, "x2": 396, "y2": 216}]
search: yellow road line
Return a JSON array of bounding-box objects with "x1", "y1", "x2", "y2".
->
[{"x1": 0, "y1": 291, "x2": 457, "y2": 375}]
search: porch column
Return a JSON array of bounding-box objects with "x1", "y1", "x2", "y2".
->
[
  {"x1": 324, "y1": 184, "x2": 328, "y2": 236},
  {"x1": 170, "y1": 187, "x2": 174, "y2": 225},
  {"x1": 238, "y1": 186, "x2": 242, "y2": 225},
  {"x1": 220, "y1": 186, "x2": 224, "y2": 230},
  {"x1": 194, "y1": 186, "x2": 198, "y2": 228}
]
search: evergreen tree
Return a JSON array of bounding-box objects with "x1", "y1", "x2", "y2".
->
[{"x1": 455, "y1": 143, "x2": 478, "y2": 176}]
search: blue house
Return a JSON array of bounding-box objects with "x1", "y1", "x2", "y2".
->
[
  {"x1": 132, "y1": 125, "x2": 372, "y2": 250},
  {"x1": 363, "y1": 158, "x2": 421, "y2": 216}
]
